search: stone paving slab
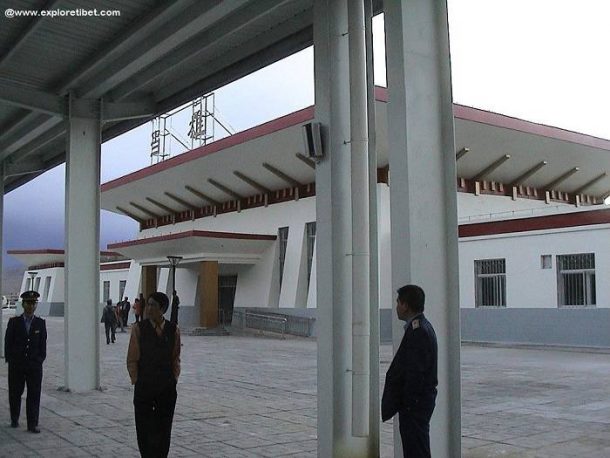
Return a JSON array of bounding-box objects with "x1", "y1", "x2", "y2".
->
[{"x1": 1, "y1": 317, "x2": 610, "y2": 457}]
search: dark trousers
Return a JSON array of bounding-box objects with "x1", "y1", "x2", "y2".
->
[
  {"x1": 134, "y1": 380, "x2": 177, "y2": 458},
  {"x1": 399, "y1": 408, "x2": 433, "y2": 458},
  {"x1": 104, "y1": 323, "x2": 116, "y2": 344},
  {"x1": 135, "y1": 314, "x2": 141, "y2": 323},
  {"x1": 8, "y1": 362, "x2": 42, "y2": 428}
]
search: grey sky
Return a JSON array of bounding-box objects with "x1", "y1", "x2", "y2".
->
[{"x1": 3, "y1": 1, "x2": 609, "y2": 271}]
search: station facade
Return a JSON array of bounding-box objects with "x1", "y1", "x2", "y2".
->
[{"x1": 11, "y1": 90, "x2": 610, "y2": 347}]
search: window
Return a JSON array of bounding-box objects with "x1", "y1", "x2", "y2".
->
[
  {"x1": 33, "y1": 277, "x2": 41, "y2": 292},
  {"x1": 43, "y1": 277, "x2": 52, "y2": 301},
  {"x1": 119, "y1": 280, "x2": 127, "y2": 301},
  {"x1": 541, "y1": 255, "x2": 552, "y2": 269},
  {"x1": 306, "y1": 222, "x2": 316, "y2": 288},
  {"x1": 278, "y1": 227, "x2": 289, "y2": 288},
  {"x1": 103, "y1": 281, "x2": 110, "y2": 303},
  {"x1": 475, "y1": 259, "x2": 506, "y2": 307},
  {"x1": 557, "y1": 253, "x2": 595, "y2": 306}
]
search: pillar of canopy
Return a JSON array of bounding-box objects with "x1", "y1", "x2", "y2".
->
[
  {"x1": 314, "y1": 0, "x2": 378, "y2": 455},
  {"x1": 198, "y1": 261, "x2": 219, "y2": 328},
  {"x1": 385, "y1": 1, "x2": 461, "y2": 457},
  {"x1": 64, "y1": 94, "x2": 102, "y2": 391}
]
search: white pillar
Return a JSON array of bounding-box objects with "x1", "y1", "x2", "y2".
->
[
  {"x1": 315, "y1": 0, "x2": 376, "y2": 455},
  {"x1": 64, "y1": 94, "x2": 101, "y2": 391},
  {"x1": 385, "y1": 1, "x2": 461, "y2": 457}
]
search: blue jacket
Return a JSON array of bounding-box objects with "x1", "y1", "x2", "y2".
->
[
  {"x1": 382, "y1": 313, "x2": 437, "y2": 421},
  {"x1": 4, "y1": 315, "x2": 47, "y2": 366}
]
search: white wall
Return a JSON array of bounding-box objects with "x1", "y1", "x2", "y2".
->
[
  {"x1": 459, "y1": 224, "x2": 610, "y2": 309},
  {"x1": 99, "y1": 269, "x2": 129, "y2": 304}
]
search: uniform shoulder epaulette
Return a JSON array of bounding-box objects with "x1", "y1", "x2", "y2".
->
[{"x1": 411, "y1": 319, "x2": 420, "y2": 330}]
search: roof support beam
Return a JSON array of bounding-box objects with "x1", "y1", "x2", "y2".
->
[
  {"x1": 262, "y1": 162, "x2": 302, "y2": 187},
  {"x1": 116, "y1": 206, "x2": 145, "y2": 224},
  {"x1": 543, "y1": 167, "x2": 580, "y2": 190},
  {"x1": 472, "y1": 154, "x2": 510, "y2": 182},
  {"x1": 4, "y1": 158, "x2": 46, "y2": 177},
  {"x1": 233, "y1": 171, "x2": 271, "y2": 193},
  {"x1": 207, "y1": 178, "x2": 243, "y2": 200},
  {"x1": 185, "y1": 185, "x2": 220, "y2": 206},
  {"x1": 455, "y1": 147, "x2": 470, "y2": 160},
  {"x1": 0, "y1": 0, "x2": 63, "y2": 70},
  {"x1": 129, "y1": 202, "x2": 160, "y2": 219},
  {"x1": 164, "y1": 192, "x2": 199, "y2": 211},
  {"x1": 102, "y1": 98, "x2": 157, "y2": 121},
  {"x1": 0, "y1": 81, "x2": 66, "y2": 117},
  {"x1": 295, "y1": 152, "x2": 317, "y2": 169},
  {"x1": 573, "y1": 172, "x2": 607, "y2": 195},
  {"x1": 145, "y1": 197, "x2": 178, "y2": 214},
  {"x1": 108, "y1": 0, "x2": 285, "y2": 100},
  {"x1": 509, "y1": 161, "x2": 548, "y2": 186}
]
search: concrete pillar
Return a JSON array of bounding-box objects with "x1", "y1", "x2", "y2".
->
[
  {"x1": 198, "y1": 261, "x2": 218, "y2": 328},
  {"x1": 385, "y1": 1, "x2": 461, "y2": 457},
  {"x1": 64, "y1": 94, "x2": 101, "y2": 391},
  {"x1": 314, "y1": 0, "x2": 375, "y2": 455}
]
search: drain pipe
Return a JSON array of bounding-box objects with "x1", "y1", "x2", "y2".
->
[{"x1": 348, "y1": 0, "x2": 370, "y2": 438}]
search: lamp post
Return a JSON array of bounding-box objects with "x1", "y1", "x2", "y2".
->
[
  {"x1": 27, "y1": 271, "x2": 38, "y2": 292},
  {"x1": 167, "y1": 256, "x2": 183, "y2": 324}
]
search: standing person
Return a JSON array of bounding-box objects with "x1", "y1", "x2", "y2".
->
[
  {"x1": 101, "y1": 299, "x2": 117, "y2": 344},
  {"x1": 138, "y1": 293, "x2": 145, "y2": 320},
  {"x1": 4, "y1": 291, "x2": 47, "y2": 433},
  {"x1": 127, "y1": 292, "x2": 181, "y2": 458},
  {"x1": 116, "y1": 299, "x2": 125, "y2": 332},
  {"x1": 169, "y1": 291, "x2": 180, "y2": 325},
  {"x1": 122, "y1": 297, "x2": 131, "y2": 327},
  {"x1": 382, "y1": 285, "x2": 438, "y2": 458},
  {"x1": 133, "y1": 298, "x2": 141, "y2": 323}
]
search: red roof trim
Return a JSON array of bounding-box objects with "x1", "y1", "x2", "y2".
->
[
  {"x1": 107, "y1": 230, "x2": 277, "y2": 249},
  {"x1": 459, "y1": 208, "x2": 610, "y2": 237},
  {"x1": 102, "y1": 85, "x2": 610, "y2": 194},
  {"x1": 101, "y1": 106, "x2": 315, "y2": 192},
  {"x1": 101, "y1": 262, "x2": 131, "y2": 271},
  {"x1": 8, "y1": 249, "x2": 123, "y2": 257}
]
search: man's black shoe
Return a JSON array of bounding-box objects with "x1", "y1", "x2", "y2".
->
[
  {"x1": 27, "y1": 426, "x2": 41, "y2": 434},
  {"x1": 10, "y1": 421, "x2": 18, "y2": 428}
]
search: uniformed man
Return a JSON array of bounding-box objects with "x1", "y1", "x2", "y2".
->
[
  {"x1": 382, "y1": 284, "x2": 438, "y2": 458},
  {"x1": 4, "y1": 290, "x2": 47, "y2": 433}
]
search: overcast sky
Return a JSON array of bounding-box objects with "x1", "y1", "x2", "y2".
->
[{"x1": 3, "y1": 0, "x2": 609, "y2": 270}]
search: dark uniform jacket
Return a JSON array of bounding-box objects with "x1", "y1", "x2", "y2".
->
[
  {"x1": 4, "y1": 315, "x2": 47, "y2": 366},
  {"x1": 382, "y1": 313, "x2": 437, "y2": 422}
]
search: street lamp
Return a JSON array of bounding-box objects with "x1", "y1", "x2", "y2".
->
[
  {"x1": 167, "y1": 256, "x2": 183, "y2": 324},
  {"x1": 27, "y1": 271, "x2": 38, "y2": 292}
]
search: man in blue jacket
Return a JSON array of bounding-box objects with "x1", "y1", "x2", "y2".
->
[
  {"x1": 4, "y1": 290, "x2": 47, "y2": 433},
  {"x1": 382, "y1": 284, "x2": 438, "y2": 458}
]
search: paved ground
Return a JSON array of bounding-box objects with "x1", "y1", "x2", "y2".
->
[{"x1": 1, "y1": 315, "x2": 610, "y2": 457}]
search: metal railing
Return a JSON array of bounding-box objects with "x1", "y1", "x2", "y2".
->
[{"x1": 231, "y1": 310, "x2": 315, "y2": 338}]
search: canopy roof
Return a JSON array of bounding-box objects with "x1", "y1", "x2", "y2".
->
[
  {"x1": 101, "y1": 87, "x2": 610, "y2": 224},
  {"x1": 3, "y1": 0, "x2": 383, "y2": 192}
]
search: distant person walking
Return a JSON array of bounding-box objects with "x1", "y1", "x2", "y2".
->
[
  {"x1": 133, "y1": 298, "x2": 141, "y2": 323},
  {"x1": 116, "y1": 299, "x2": 125, "y2": 332},
  {"x1": 101, "y1": 299, "x2": 117, "y2": 344},
  {"x1": 127, "y1": 292, "x2": 181, "y2": 458},
  {"x1": 122, "y1": 297, "x2": 131, "y2": 326},
  {"x1": 4, "y1": 291, "x2": 47, "y2": 433},
  {"x1": 382, "y1": 284, "x2": 438, "y2": 458}
]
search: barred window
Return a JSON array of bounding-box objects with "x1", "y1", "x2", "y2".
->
[
  {"x1": 278, "y1": 227, "x2": 289, "y2": 288},
  {"x1": 557, "y1": 253, "x2": 595, "y2": 306},
  {"x1": 475, "y1": 259, "x2": 506, "y2": 307},
  {"x1": 306, "y1": 222, "x2": 316, "y2": 288},
  {"x1": 119, "y1": 280, "x2": 126, "y2": 301}
]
